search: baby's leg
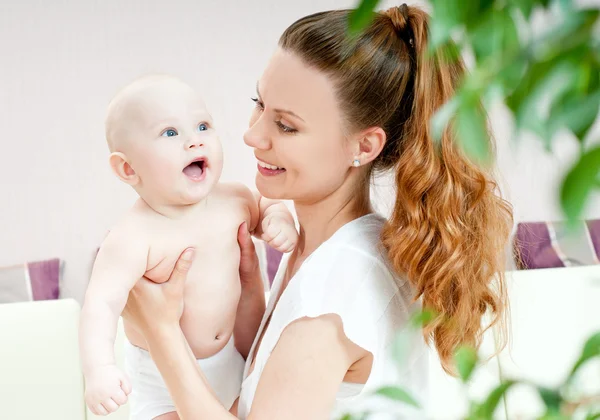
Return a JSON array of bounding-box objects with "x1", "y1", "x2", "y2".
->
[{"x1": 154, "y1": 412, "x2": 179, "y2": 420}]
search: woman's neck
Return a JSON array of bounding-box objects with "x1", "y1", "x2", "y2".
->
[{"x1": 293, "y1": 184, "x2": 372, "y2": 259}]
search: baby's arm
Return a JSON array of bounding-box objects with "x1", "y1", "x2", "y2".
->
[
  {"x1": 79, "y1": 227, "x2": 148, "y2": 415},
  {"x1": 227, "y1": 183, "x2": 297, "y2": 253},
  {"x1": 251, "y1": 192, "x2": 297, "y2": 253}
]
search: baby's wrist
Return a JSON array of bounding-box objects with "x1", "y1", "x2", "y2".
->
[{"x1": 84, "y1": 362, "x2": 116, "y2": 378}]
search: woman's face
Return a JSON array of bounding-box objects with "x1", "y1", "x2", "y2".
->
[{"x1": 244, "y1": 48, "x2": 356, "y2": 203}]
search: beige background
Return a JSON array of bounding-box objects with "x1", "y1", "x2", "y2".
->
[{"x1": 1, "y1": 0, "x2": 599, "y2": 303}]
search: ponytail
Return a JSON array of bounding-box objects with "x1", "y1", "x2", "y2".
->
[{"x1": 381, "y1": 5, "x2": 513, "y2": 372}]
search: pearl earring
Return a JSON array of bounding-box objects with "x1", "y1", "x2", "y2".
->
[{"x1": 352, "y1": 158, "x2": 360, "y2": 167}]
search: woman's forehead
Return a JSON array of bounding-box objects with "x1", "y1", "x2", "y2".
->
[{"x1": 259, "y1": 48, "x2": 341, "y2": 123}]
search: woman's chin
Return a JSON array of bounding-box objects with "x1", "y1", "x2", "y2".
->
[{"x1": 255, "y1": 175, "x2": 287, "y2": 200}]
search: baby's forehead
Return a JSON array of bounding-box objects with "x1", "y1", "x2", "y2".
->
[
  {"x1": 119, "y1": 78, "x2": 208, "y2": 124},
  {"x1": 131, "y1": 79, "x2": 206, "y2": 110}
]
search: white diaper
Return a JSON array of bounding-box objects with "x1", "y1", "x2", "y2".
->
[{"x1": 124, "y1": 337, "x2": 244, "y2": 420}]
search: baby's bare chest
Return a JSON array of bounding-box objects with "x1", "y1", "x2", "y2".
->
[{"x1": 143, "y1": 209, "x2": 244, "y2": 284}]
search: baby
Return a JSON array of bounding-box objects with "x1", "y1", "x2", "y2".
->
[{"x1": 79, "y1": 75, "x2": 297, "y2": 419}]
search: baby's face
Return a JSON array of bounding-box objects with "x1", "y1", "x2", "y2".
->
[{"x1": 123, "y1": 79, "x2": 223, "y2": 205}]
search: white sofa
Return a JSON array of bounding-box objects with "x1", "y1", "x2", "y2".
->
[
  {"x1": 0, "y1": 299, "x2": 130, "y2": 420},
  {"x1": 426, "y1": 265, "x2": 600, "y2": 419},
  {"x1": 1, "y1": 265, "x2": 599, "y2": 420}
]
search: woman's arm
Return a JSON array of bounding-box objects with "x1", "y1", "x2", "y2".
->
[
  {"x1": 247, "y1": 314, "x2": 366, "y2": 419},
  {"x1": 145, "y1": 324, "x2": 238, "y2": 419},
  {"x1": 234, "y1": 221, "x2": 266, "y2": 359},
  {"x1": 145, "y1": 312, "x2": 364, "y2": 420},
  {"x1": 123, "y1": 248, "x2": 238, "y2": 419},
  {"x1": 124, "y1": 249, "x2": 369, "y2": 420}
]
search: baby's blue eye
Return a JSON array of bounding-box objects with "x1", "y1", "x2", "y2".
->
[
  {"x1": 197, "y1": 123, "x2": 208, "y2": 132},
  {"x1": 161, "y1": 129, "x2": 178, "y2": 137}
]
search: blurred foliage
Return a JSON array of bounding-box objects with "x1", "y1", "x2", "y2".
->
[
  {"x1": 348, "y1": 0, "x2": 600, "y2": 223},
  {"x1": 340, "y1": 310, "x2": 600, "y2": 419},
  {"x1": 341, "y1": 1, "x2": 600, "y2": 417}
]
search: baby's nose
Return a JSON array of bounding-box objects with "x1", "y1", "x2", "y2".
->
[{"x1": 186, "y1": 137, "x2": 204, "y2": 148}]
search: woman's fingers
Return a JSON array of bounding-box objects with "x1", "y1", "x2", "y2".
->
[
  {"x1": 238, "y1": 222, "x2": 260, "y2": 281},
  {"x1": 168, "y1": 247, "x2": 195, "y2": 288}
]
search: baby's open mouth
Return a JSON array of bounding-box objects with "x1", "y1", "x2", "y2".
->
[{"x1": 183, "y1": 158, "x2": 206, "y2": 181}]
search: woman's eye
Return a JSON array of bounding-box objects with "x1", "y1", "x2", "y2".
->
[
  {"x1": 161, "y1": 128, "x2": 178, "y2": 137},
  {"x1": 251, "y1": 97, "x2": 264, "y2": 111},
  {"x1": 276, "y1": 121, "x2": 297, "y2": 134},
  {"x1": 197, "y1": 123, "x2": 208, "y2": 132}
]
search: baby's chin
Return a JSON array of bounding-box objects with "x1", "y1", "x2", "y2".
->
[
  {"x1": 180, "y1": 180, "x2": 218, "y2": 204},
  {"x1": 168, "y1": 188, "x2": 211, "y2": 206},
  {"x1": 137, "y1": 188, "x2": 210, "y2": 209}
]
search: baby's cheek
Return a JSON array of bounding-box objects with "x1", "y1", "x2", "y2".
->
[{"x1": 209, "y1": 147, "x2": 225, "y2": 171}]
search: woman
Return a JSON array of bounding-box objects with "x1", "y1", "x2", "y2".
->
[{"x1": 122, "y1": 4, "x2": 513, "y2": 419}]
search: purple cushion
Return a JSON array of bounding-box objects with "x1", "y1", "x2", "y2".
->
[
  {"x1": 27, "y1": 258, "x2": 61, "y2": 300},
  {"x1": 514, "y1": 220, "x2": 600, "y2": 269},
  {"x1": 266, "y1": 246, "x2": 283, "y2": 285},
  {"x1": 0, "y1": 258, "x2": 61, "y2": 303}
]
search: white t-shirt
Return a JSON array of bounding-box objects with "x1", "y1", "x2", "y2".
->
[{"x1": 237, "y1": 214, "x2": 429, "y2": 419}]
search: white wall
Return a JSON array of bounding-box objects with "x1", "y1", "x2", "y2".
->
[{"x1": 0, "y1": 0, "x2": 598, "y2": 303}]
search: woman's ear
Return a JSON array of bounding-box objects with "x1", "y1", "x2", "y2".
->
[
  {"x1": 350, "y1": 127, "x2": 386, "y2": 167},
  {"x1": 109, "y1": 152, "x2": 139, "y2": 186}
]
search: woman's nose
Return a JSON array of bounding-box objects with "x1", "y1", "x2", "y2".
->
[{"x1": 244, "y1": 115, "x2": 271, "y2": 150}]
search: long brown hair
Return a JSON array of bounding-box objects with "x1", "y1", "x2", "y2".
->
[{"x1": 280, "y1": 4, "x2": 513, "y2": 372}]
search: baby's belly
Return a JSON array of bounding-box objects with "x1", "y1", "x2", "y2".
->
[{"x1": 126, "y1": 252, "x2": 242, "y2": 359}]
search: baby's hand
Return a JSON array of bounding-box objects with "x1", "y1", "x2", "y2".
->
[
  {"x1": 84, "y1": 365, "x2": 131, "y2": 416},
  {"x1": 261, "y1": 214, "x2": 298, "y2": 253}
]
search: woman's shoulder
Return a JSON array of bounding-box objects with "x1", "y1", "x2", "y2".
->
[
  {"x1": 304, "y1": 213, "x2": 395, "y2": 281},
  {"x1": 291, "y1": 214, "x2": 410, "y2": 316}
]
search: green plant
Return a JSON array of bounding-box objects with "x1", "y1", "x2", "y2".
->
[
  {"x1": 338, "y1": 1, "x2": 600, "y2": 418},
  {"x1": 340, "y1": 310, "x2": 600, "y2": 419},
  {"x1": 348, "y1": 0, "x2": 600, "y2": 224}
]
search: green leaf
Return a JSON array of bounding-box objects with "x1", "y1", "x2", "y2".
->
[
  {"x1": 585, "y1": 412, "x2": 600, "y2": 420},
  {"x1": 375, "y1": 386, "x2": 420, "y2": 408},
  {"x1": 348, "y1": 0, "x2": 381, "y2": 34},
  {"x1": 508, "y1": 9, "x2": 598, "y2": 114},
  {"x1": 549, "y1": 90, "x2": 600, "y2": 141},
  {"x1": 463, "y1": 0, "x2": 495, "y2": 31},
  {"x1": 410, "y1": 308, "x2": 437, "y2": 328},
  {"x1": 428, "y1": 16, "x2": 453, "y2": 54},
  {"x1": 431, "y1": 97, "x2": 460, "y2": 143},
  {"x1": 455, "y1": 99, "x2": 491, "y2": 164},
  {"x1": 392, "y1": 329, "x2": 412, "y2": 364},
  {"x1": 560, "y1": 148, "x2": 600, "y2": 222},
  {"x1": 514, "y1": 60, "x2": 579, "y2": 143},
  {"x1": 454, "y1": 345, "x2": 478, "y2": 382},
  {"x1": 537, "y1": 387, "x2": 562, "y2": 412},
  {"x1": 498, "y1": 58, "x2": 528, "y2": 92},
  {"x1": 537, "y1": 414, "x2": 570, "y2": 420},
  {"x1": 475, "y1": 380, "x2": 516, "y2": 418},
  {"x1": 428, "y1": 0, "x2": 462, "y2": 51},
  {"x1": 470, "y1": 9, "x2": 520, "y2": 63},
  {"x1": 506, "y1": 59, "x2": 557, "y2": 115},
  {"x1": 569, "y1": 331, "x2": 600, "y2": 379},
  {"x1": 535, "y1": 9, "x2": 600, "y2": 62},
  {"x1": 338, "y1": 414, "x2": 371, "y2": 420},
  {"x1": 509, "y1": 0, "x2": 536, "y2": 19}
]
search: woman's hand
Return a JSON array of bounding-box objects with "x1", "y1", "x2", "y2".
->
[
  {"x1": 234, "y1": 222, "x2": 267, "y2": 359},
  {"x1": 238, "y1": 222, "x2": 262, "y2": 288},
  {"x1": 122, "y1": 248, "x2": 195, "y2": 337}
]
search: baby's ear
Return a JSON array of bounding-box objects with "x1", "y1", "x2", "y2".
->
[{"x1": 109, "y1": 152, "x2": 139, "y2": 186}]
